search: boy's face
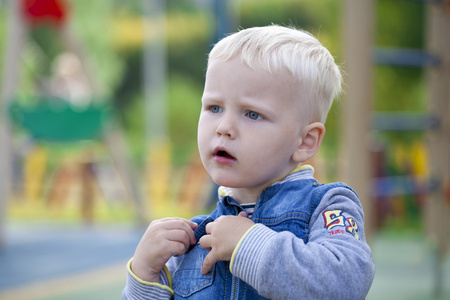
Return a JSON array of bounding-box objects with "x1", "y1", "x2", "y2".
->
[{"x1": 198, "y1": 57, "x2": 307, "y2": 196}]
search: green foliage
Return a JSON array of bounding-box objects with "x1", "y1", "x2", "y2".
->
[
  {"x1": 240, "y1": 0, "x2": 339, "y2": 30},
  {"x1": 111, "y1": 6, "x2": 212, "y2": 115},
  {"x1": 0, "y1": 5, "x2": 5, "y2": 69},
  {"x1": 121, "y1": 92, "x2": 145, "y2": 163},
  {"x1": 166, "y1": 10, "x2": 212, "y2": 86},
  {"x1": 375, "y1": 0, "x2": 425, "y2": 48},
  {"x1": 113, "y1": 47, "x2": 143, "y2": 112},
  {"x1": 373, "y1": 0, "x2": 426, "y2": 144},
  {"x1": 239, "y1": 0, "x2": 342, "y2": 56},
  {"x1": 168, "y1": 74, "x2": 202, "y2": 166},
  {"x1": 120, "y1": 74, "x2": 202, "y2": 167},
  {"x1": 28, "y1": 26, "x2": 64, "y2": 76},
  {"x1": 111, "y1": 8, "x2": 212, "y2": 167},
  {"x1": 374, "y1": 0, "x2": 426, "y2": 113},
  {"x1": 372, "y1": 1, "x2": 427, "y2": 232},
  {"x1": 70, "y1": 0, "x2": 124, "y2": 97},
  {"x1": 374, "y1": 67, "x2": 426, "y2": 112}
]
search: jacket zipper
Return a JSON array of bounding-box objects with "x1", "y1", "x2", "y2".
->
[
  {"x1": 230, "y1": 193, "x2": 262, "y2": 299},
  {"x1": 231, "y1": 275, "x2": 238, "y2": 299}
]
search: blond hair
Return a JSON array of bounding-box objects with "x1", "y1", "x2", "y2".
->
[{"x1": 209, "y1": 25, "x2": 342, "y2": 123}]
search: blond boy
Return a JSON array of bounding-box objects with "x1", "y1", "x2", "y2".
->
[{"x1": 123, "y1": 25, "x2": 375, "y2": 300}]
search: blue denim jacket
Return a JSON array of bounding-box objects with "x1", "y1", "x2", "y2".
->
[{"x1": 171, "y1": 170, "x2": 353, "y2": 299}]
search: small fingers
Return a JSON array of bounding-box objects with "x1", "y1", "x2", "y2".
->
[
  {"x1": 167, "y1": 240, "x2": 191, "y2": 256},
  {"x1": 199, "y1": 234, "x2": 212, "y2": 251},
  {"x1": 158, "y1": 218, "x2": 198, "y2": 245},
  {"x1": 165, "y1": 229, "x2": 193, "y2": 252},
  {"x1": 201, "y1": 251, "x2": 217, "y2": 275},
  {"x1": 205, "y1": 222, "x2": 213, "y2": 235}
]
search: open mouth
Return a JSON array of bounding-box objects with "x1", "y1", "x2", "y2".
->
[
  {"x1": 213, "y1": 148, "x2": 236, "y2": 164},
  {"x1": 216, "y1": 150, "x2": 235, "y2": 160}
]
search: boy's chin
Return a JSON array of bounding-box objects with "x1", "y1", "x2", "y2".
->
[{"x1": 212, "y1": 177, "x2": 240, "y2": 188}]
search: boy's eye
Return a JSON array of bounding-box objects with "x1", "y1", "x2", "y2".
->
[
  {"x1": 210, "y1": 106, "x2": 222, "y2": 113},
  {"x1": 247, "y1": 111, "x2": 262, "y2": 120}
]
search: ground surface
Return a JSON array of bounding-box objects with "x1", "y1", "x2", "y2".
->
[{"x1": 0, "y1": 222, "x2": 449, "y2": 300}]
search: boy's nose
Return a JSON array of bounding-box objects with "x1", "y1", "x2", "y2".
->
[{"x1": 216, "y1": 115, "x2": 236, "y2": 139}]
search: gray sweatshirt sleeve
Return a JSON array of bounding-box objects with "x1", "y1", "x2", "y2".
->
[
  {"x1": 122, "y1": 257, "x2": 181, "y2": 300},
  {"x1": 231, "y1": 187, "x2": 375, "y2": 300},
  {"x1": 122, "y1": 272, "x2": 173, "y2": 300}
]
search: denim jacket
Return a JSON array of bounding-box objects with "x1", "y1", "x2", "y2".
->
[
  {"x1": 123, "y1": 167, "x2": 375, "y2": 300},
  {"x1": 172, "y1": 168, "x2": 352, "y2": 300}
]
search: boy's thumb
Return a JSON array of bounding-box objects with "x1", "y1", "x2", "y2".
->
[{"x1": 238, "y1": 211, "x2": 248, "y2": 218}]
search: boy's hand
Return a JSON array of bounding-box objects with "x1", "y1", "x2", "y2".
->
[
  {"x1": 131, "y1": 218, "x2": 198, "y2": 283},
  {"x1": 199, "y1": 212, "x2": 254, "y2": 274}
]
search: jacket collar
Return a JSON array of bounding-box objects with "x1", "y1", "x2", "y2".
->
[{"x1": 218, "y1": 164, "x2": 315, "y2": 201}]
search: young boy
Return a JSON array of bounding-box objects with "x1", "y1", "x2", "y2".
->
[{"x1": 123, "y1": 25, "x2": 375, "y2": 299}]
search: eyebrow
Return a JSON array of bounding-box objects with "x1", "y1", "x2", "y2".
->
[{"x1": 239, "y1": 96, "x2": 276, "y2": 113}]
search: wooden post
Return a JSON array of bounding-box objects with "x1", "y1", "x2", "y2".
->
[
  {"x1": 0, "y1": 0, "x2": 27, "y2": 247},
  {"x1": 143, "y1": 0, "x2": 171, "y2": 218},
  {"x1": 425, "y1": 2, "x2": 450, "y2": 298},
  {"x1": 80, "y1": 157, "x2": 95, "y2": 224},
  {"x1": 342, "y1": 0, "x2": 375, "y2": 242}
]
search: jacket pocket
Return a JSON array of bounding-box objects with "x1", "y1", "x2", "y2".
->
[{"x1": 172, "y1": 244, "x2": 215, "y2": 297}]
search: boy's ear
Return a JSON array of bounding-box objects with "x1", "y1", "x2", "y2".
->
[{"x1": 292, "y1": 122, "x2": 326, "y2": 163}]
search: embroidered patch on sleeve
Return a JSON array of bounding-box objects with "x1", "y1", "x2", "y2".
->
[{"x1": 322, "y1": 210, "x2": 359, "y2": 239}]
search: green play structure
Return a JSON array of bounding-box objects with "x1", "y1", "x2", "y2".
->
[{"x1": 9, "y1": 99, "x2": 112, "y2": 142}]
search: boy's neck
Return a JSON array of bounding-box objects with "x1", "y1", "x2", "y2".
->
[
  {"x1": 226, "y1": 164, "x2": 312, "y2": 204},
  {"x1": 229, "y1": 172, "x2": 292, "y2": 204},
  {"x1": 229, "y1": 187, "x2": 262, "y2": 205}
]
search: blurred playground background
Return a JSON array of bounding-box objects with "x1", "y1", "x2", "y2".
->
[{"x1": 0, "y1": 0, "x2": 449, "y2": 299}]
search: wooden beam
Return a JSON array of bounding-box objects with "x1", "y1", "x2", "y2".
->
[
  {"x1": 424, "y1": 2, "x2": 450, "y2": 297},
  {"x1": 342, "y1": 0, "x2": 375, "y2": 242}
]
